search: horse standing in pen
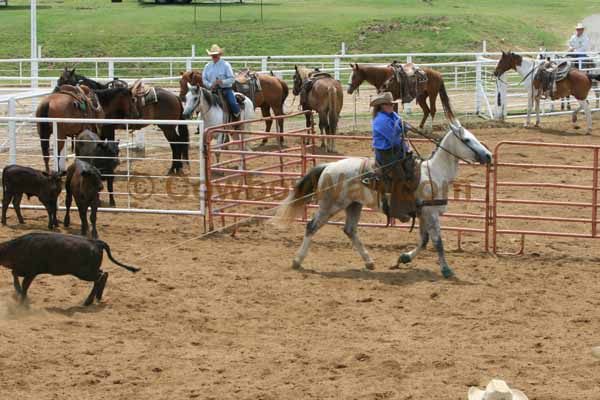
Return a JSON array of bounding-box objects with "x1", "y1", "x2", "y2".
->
[
  {"x1": 276, "y1": 119, "x2": 492, "y2": 279},
  {"x1": 346, "y1": 63, "x2": 455, "y2": 131},
  {"x1": 494, "y1": 51, "x2": 600, "y2": 134},
  {"x1": 293, "y1": 66, "x2": 343, "y2": 153},
  {"x1": 179, "y1": 69, "x2": 288, "y2": 144},
  {"x1": 36, "y1": 85, "x2": 139, "y2": 172}
]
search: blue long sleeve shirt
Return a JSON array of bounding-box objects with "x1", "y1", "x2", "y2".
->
[
  {"x1": 372, "y1": 111, "x2": 408, "y2": 152},
  {"x1": 202, "y1": 59, "x2": 236, "y2": 89}
]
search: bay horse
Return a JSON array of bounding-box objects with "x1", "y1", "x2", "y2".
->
[
  {"x1": 107, "y1": 80, "x2": 190, "y2": 175},
  {"x1": 179, "y1": 69, "x2": 289, "y2": 142},
  {"x1": 293, "y1": 66, "x2": 343, "y2": 153},
  {"x1": 36, "y1": 86, "x2": 138, "y2": 172},
  {"x1": 277, "y1": 120, "x2": 492, "y2": 278},
  {"x1": 347, "y1": 63, "x2": 455, "y2": 130},
  {"x1": 57, "y1": 67, "x2": 128, "y2": 90},
  {"x1": 494, "y1": 51, "x2": 600, "y2": 134}
]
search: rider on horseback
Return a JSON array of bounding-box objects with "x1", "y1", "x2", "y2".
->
[
  {"x1": 203, "y1": 44, "x2": 241, "y2": 121},
  {"x1": 567, "y1": 23, "x2": 590, "y2": 61},
  {"x1": 369, "y1": 92, "x2": 418, "y2": 222}
]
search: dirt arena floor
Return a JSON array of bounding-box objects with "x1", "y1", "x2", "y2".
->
[{"x1": 1, "y1": 114, "x2": 600, "y2": 400}]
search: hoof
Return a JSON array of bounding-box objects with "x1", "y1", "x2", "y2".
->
[
  {"x1": 365, "y1": 262, "x2": 375, "y2": 271},
  {"x1": 441, "y1": 266, "x2": 455, "y2": 279},
  {"x1": 399, "y1": 253, "x2": 412, "y2": 264},
  {"x1": 292, "y1": 259, "x2": 301, "y2": 270}
]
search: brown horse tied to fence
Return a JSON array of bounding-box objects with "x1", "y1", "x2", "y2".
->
[
  {"x1": 179, "y1": 69, "x2": 289, "y2": 143},
  {"x1": 122, "y1": 80, "x2": 190, "y2": 175},
  {"x1": 293, "y1": 66, "x2": 344, "y2": 153},
  {"x1": 36, "y1": 85, "x2": 138, "y2": 172},
  {"x1": 347, "y1": 63, "x2": 455, "y2": 130},
  {"x1": 494, "y1": 51, "x2": 600, "y2": 134}
]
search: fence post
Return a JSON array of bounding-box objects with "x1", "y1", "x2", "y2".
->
[
  {"x1": 198, "y1": 120, "x2": 206, "y2": 217},
  {"x1": 108, "y1": 61, "x2": 114, "y2": 80},
  {"x1": 95, "y1": 62, "x2": 99, "y2": 78},
  {"x1": 52, "y1": 122, "x2": 59, "y2": 171},
  {"x1": 8, "y1": 97, "x2": 16, "y2": 165},
  {"x1": 405, "y1": 55, "x2": 412, "y2": 114},
  {"x1": 261, "y1": 56, "x2": 268, "y2": 73},
  {"x1": 186, "y1": 58, "x2": 192, "y2": 72},
  {"x1": 475, "y1": 54, "x2": 483, "y2": 115},
  {"x1": 334, "y1": 56, "x2": 340, "y2": 81}
]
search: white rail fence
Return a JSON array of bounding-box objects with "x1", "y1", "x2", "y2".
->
[
  {"x1": 0, "y1": 116, "x2": 206, "y2": 216},
  {"x1": 1, "y1": 48, "x2": 599, "y2": 125}
]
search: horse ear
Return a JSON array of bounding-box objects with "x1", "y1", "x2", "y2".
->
[
  {"x1": 294, "y1": 65, "x2": 298, "y2": 71},
  {"x1": 71, "y1": 68, "x2": 76, "y2": 74}
]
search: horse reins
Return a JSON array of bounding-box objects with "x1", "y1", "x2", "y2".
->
[{"x1": 407, "y1": 124, "x2": 477, "y2": 165}]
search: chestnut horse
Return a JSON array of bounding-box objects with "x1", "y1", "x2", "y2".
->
[
  {"x1": 293, "y1": 66, "x2": 343, "y2": 152},
  {"x1": 347, "y1": 63, "x2": 455, "y2": 130},
  {"x1": 179, "y1": 69, "x2": 289, "y2": 141},
  {"x1": 36, "y1": 86, "x2": 138, "y2": 172},
  {"x1": 494, "y1": 51, "x2": 600, "y2": 134}
]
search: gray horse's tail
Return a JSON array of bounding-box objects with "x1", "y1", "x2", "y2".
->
[{"x1": 274, "y1": 164, "x2": 327, "y2": 223}]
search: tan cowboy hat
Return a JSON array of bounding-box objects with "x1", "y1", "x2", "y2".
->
[
  {"x1": 206, "y1": 44, "x2": 224, "y2": 56},
  {"x1": 468, "y1": 379, "x2": 528, "y2": 400},
  {"x1": 369, "y1": 92, "x2": 398, "y2": 107},
  {"x1": 576, "y1": 23, "x2": 585, "y2": 30}
]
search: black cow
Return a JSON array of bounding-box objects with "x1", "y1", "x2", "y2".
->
[
  {"x1": 0, "y1": 232, "x2": 140, "y2": 306},
  {"x1": 1, "y1": 165, "x2": 64, "y2": 229},
  {"x1": 75, "y1": 130, "x2": 120, "y2": 207}
]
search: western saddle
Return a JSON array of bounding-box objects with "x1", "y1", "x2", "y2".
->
[
  {"x1": 233, "y1": 69, "x2": 262, "y2": 107},
  {"x1": 299, "y1": 71, "x2": 333, "y2": 108},
  {"x1": 384, "y1": 61, "x2": 428, "y2": 103},
  {"x1": 534, "y1": 60, "x2": 573, "y2": 99}
]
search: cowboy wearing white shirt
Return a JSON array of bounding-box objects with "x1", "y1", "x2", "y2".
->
[{"x1": 568, "y1": 23, "x2": 590, "y2": 59}]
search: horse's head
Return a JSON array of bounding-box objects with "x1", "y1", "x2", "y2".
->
[
  {"x1": 58, "y1": 67, "x2": 78, "y2": 87},
  {"x1": 494, "y1": 51, "x2": 521, "y2": 77},
  {"x1": 347, "y1": 63, "x2": 365, "y2": 94},
  {"x1": 445, "y1": 120, "x2": 492, "y2": 165},
  {"x1": 179, "y1": 70, "x2": 203, "y2": 102},
  {"x1": 293, "y1": 65, "x2": 314, "y2": 96},
  {"x1": 182, "y1": 83, "x2": 203, "y2": 119}
]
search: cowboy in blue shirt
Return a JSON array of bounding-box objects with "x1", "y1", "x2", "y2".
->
[
  {"x1": 369, "y1": 92, "x2": 417, "y2": 222},
  {"x1": 203, "y1": 44, "x2": 241, "y2": 119}
]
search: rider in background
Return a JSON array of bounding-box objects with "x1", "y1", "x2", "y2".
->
[
  {"x1": 202, "y1": 44, "x2": 240, "y2": 120},
  {"x1": 567, "y1": 23, "x2": 590, "y2": 66}
]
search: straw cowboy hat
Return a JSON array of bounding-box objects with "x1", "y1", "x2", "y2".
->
[
  {"x1": 369, "y1": 92, "x2": 399, "y2": 107},
  {"x1": 468, "y1": 379, "x2": 528, "y2": 400},
  {"x1": 206, "y1": 44, "x2": 224, "y2": 56},
  {"x1": 576, "y1": 23, "x2": 585, "y2": 30}
]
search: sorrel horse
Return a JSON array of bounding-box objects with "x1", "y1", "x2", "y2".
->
[
  {"x1": 347, "y1": 63, "x2": 455, "y2": 130},
  {"x1": 36, "y1": 86, "x2": 138, "y2": 172},
  {"x1": 277, "y1": 120, "x2": 492, "y2": 278},
  {"x1": 293, "y1": 66, "x2": 343, "y2": 152},
  {"x1": 494, "y1": 51, "x2": 600, "y2": 134},
  {"x1": 179, "y1": 69, "x2": 289, "y2": 142},
  {"x1": 57, "y1": 67, "x2": 128, "y2": 90}
]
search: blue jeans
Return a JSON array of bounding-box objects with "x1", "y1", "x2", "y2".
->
[{"x1": 222, "y1": 87, "x2": 240, "y2": 115}]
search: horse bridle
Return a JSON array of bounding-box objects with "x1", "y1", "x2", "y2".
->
[{"x1": 409, "y1": 125, "x2": 480, "y2": 165}]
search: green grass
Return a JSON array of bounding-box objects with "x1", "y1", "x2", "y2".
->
[{"x1": 0, "y1": 0, "x2": 598, "y2": 59}]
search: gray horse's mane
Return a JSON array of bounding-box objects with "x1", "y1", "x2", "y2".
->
[{"x1": 200, "y1": 87, "x2": 223, "y2": 109}]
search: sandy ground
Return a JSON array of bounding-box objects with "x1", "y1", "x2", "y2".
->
[{"x1": 0, "y1": 113, "x2": 600, "y2": 399}]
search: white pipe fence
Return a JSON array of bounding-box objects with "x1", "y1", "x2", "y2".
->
[
  {"x1": 0, "y1": 116, "x2": 206, "y2": 217},
  {"x1": 0, "y1": 48, "x2": 598, "y2": 125}
]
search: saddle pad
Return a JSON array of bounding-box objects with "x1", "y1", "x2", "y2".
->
[{"x1": 143, "y1": 87, "x2": 158, "y2": 106}]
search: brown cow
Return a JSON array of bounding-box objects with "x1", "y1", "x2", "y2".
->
[{"x1": 64, "y1": 160, "x2": 104, "y2": 239}]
